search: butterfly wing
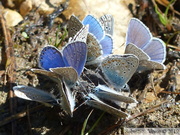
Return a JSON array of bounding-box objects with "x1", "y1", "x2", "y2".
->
[
  {"x1": 57, "y1": 78, "x2": 75, "y2": 116},
  {"x1": 126, "y1": 18, "x2": 152, "y2": 49},
  {"x1": 139, "y1": 60, "x2": 166, "y2": 71},
  {"x1": 50, "y1": 67, "x2": 78, "y2": 87},
  {"x1": 100, "y1": 34, "x2": 113, "y2": 56},
  {"x1": 86, "y1": 93, "x2": 129, "y2": 118},
  {"x1": 31, "y1": 68, "x2": 60, "y2": 79},
  {"x1": 94, "y1": 85, "x2": 137, "y2": 103},
  {"x1": 101, "y1": 54, "x2": 139, "y2": 89},
  {"x1": 13, "y1": 85, "x2": 58, "y2": 106},
  {"x1": 125, "y1": 43, "x2": 150, "y2": 61},
  {"x1": 83, "y1": 15, "x2": 104, "y2": 41},
  {"x1": 141, "y1": 38, "x2": 166, "y2": 63},
  {"x1": 39, "y1": 46, "x2": 65, "y2": 70},
  {"x1": 63, "y1": 41, "x2": 87, "y2": 76},
  {"x1": 99, "y1": 14, "x2": 114, "y2": 36},
  {"x1": 69, "y1": 25, "x2": 89, "y2": 43},
  {"x1": 86, "y1": 33, "x2": 103, "y2": 64},
  {"x1": 68, "y1": 15, "x2": 83, "y2": 38}
]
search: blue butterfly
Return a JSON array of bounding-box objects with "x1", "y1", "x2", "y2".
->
[
  {"x1": 100, "y1": 54, "x2": 139, "y2": 90},
  {"x1": 93, "y1": 84, "x2": 137, "y2": 104},
  {"x1": 68, "y1": 15, "x2": 113, "y2": 65},
  {"x1": 30, "y1": 27, "x2": 88, "y2": 115},
  {"x1": 84, "y1": 54, "x2": 139, "y2": 117},
  {"x1": 37, "y1": 25, "x2": 88, "y2": 86},
  {"x1": 13, "y1": 85, "x2": 58, "y2": 107},
  {"x1": 32, "y1": 26, "x2": 88, "y2": 87},
  {"x1": 85, "y1": 93, "x2": 129, "y2": 118},
  {"x1": 13, "y1": 78, "x2": 75, "y2": 116},
  {"x1": 36, "y1": 42, "x2": 86, "y2": 115},
  {"x1": 84, "y1": 84, "x2": 137, "y2": 117},
  {"x1": 38, "y1": 41, "x2": 87, "y2": 76},
  {"x1": 125, "y1": 18, "x2": 166, "y2": 71}
]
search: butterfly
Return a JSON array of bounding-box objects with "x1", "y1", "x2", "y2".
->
[
  {"x1": 13, "y1": 78, "x2": 75, "y2": 116},
  {"x1": 31, "y1": 69, "x2": 77, "y2": 116},
  {"x1": 36, "y1": 42, "x2": 86, "y2": 87},
  {"x1": 68, "y1": 15, "x2": 113, "y2": 65},
  {"x1": 93, "y1": 84, "x2": 137, "y2": 104},
  {"x1": 33, "y1": 25, "x2": 88, "y2": 87},
  {"x1": 85, "y1": 93, "x2": 129, "y2": 118},
  {"x1": 30, "y1": 27, "x2": 88, "y2": 115},
  {"x1": 32, "y1": 25, "x2": 88, "y2": 87},
  {"x1": 100, "y1": 54, "x2": 139, "y2": 90},
  {"x1": 13, "y1": 85, "x2": 58, "y2": 107},
  {"x1": 85, "y1": 84, "x2": 137, "y2": 117},
  {"x1": 32, "y1": 41, "x2": 86, "y2": 115},
  {"x1": 125, "y1": 18, "x2": 166, "y2": 71}
]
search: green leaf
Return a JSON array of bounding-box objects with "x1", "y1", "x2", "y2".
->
[
  {"x1": 81, "y1": 110, "x2": 93, "y2": 135},
  {"x1": 21, "y1": 32, "x2": 29, "y2": 38},
  {"x1": 86, "y1": 112, "x2": 105, "y2": 135}
]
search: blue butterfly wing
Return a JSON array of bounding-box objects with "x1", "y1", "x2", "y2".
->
[
  {"x1": 100, "y1": 34, "x2": 113, "y2": 56},
  {"x1": 126, "y1": 18, "x2": 152, "y2": 49},
  {"x1": 83, "y1": 15, "x2": 104, "y2": 41},
  {"x1": 101, "y1": 54, "x2": 139, "y2": 89},
  {"x1": 63, "y1": 41, "x2": 87, "y2": 76},
  {"x1": 13, "y1": 85, "x2": 58, "y2": 105},
  {"x1": 142, "y1": 38, "x2": 166, "y2": 63},
  {"x1": 39, "y1": 46, "x2": 65, "y2": 70}
]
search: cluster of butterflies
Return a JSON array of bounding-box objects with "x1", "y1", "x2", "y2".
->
[{"x1": 13, "y1": 14, "x2": 166, "y2": 118}]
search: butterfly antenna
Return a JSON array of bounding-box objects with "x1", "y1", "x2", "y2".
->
[
  {"x1": 82, "y1": 67, "x2": 96, "y2": 86},
  {"x1": 73, "y1": 100, "x2": 88, "y2": 112},
  {"x1": 73, "y1": 91, "x2": 91, "y2": 112},
  {"x1": 86, "y1": 66, "x2": 110, "y2": 87},
  {"x1": 94, "y1": 65, "x2": 101, "y2": 73},
  {"x1": 78, "y1": 80, "x2": 89, "y2": 95}
]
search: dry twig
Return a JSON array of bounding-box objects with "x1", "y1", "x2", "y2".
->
[{"x1": 0, "y1": 11, "x2": 17, "y2": 135}]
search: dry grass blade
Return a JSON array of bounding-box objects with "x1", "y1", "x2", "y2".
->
[{"x1": 0, "y1": 11, "x2": 17, "y2": 134}]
